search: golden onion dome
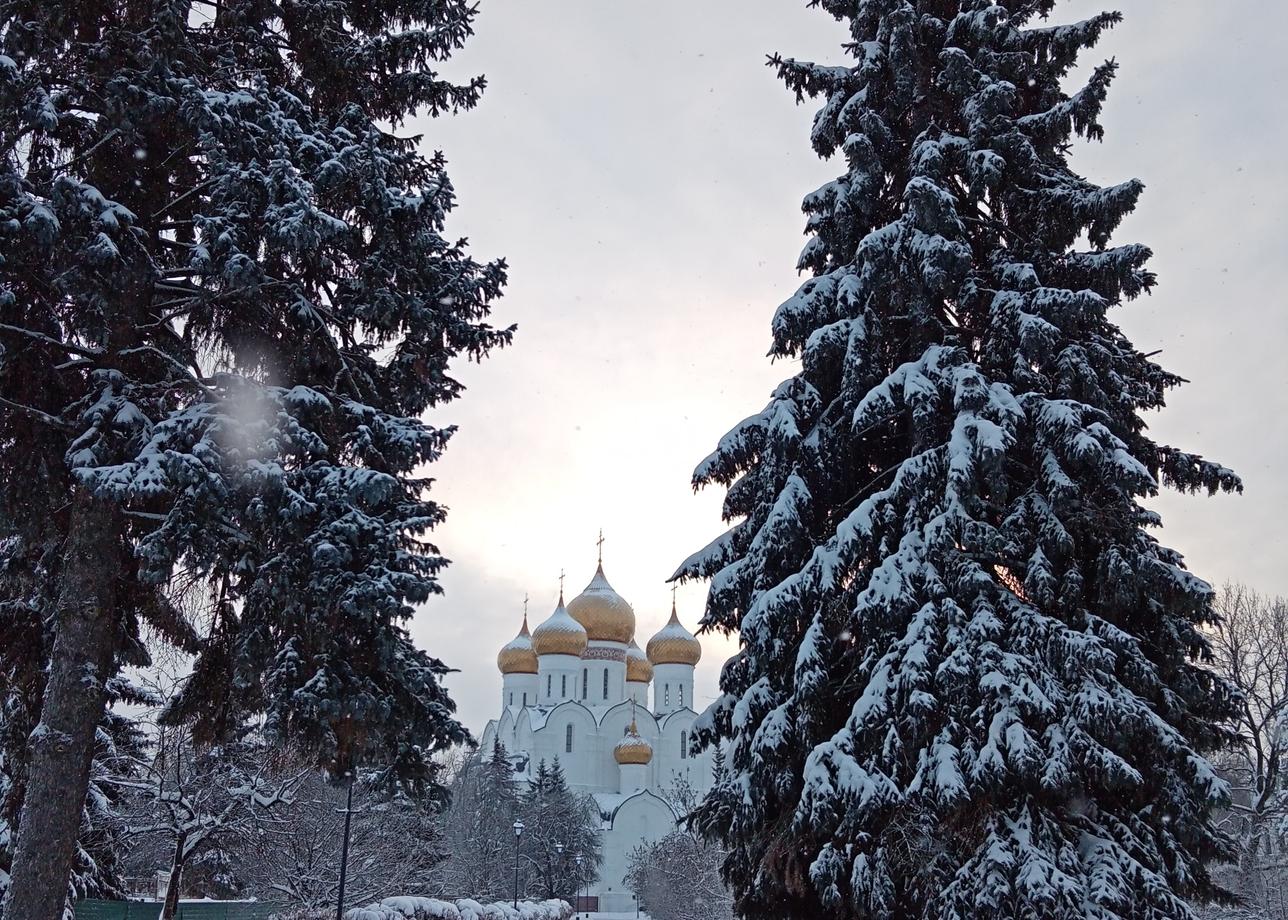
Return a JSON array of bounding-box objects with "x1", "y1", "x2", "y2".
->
[
  {"x1": 532, "y1": 595, "x2": 588, "y2": 657},
  {"x1": 614, "y1": 720, "x2": 653, "y2": 765},
  {"x1": 625, "y1": 641, "x2": 653, "y2": 684},
  {"x1": 497, "y1": 615, "x2": 538, "y2": 675},
  {"x1": 647, "y1": 600, "x2": 702, "y2": 666},
  {"x1": 567, "y1": 563, "x2": 636, "y2": 644}
]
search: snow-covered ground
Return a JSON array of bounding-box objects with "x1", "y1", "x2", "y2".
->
[{"x1": 345, "y1": 898, "x2": 573, "y2": 920}]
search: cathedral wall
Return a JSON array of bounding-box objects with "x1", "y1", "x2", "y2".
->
[
  {"x1": 652, "y1": 663, "x2": 695, "y2": 715},
  {"x1": 595, "y1": 794, "x2": 677, "y2": 913},
  {"x1": 625, "y1": 679, "x2": 648, "y2": 707},
  {"x1": 652, "y1": 709, "x2": 714, "y2": 798},
  {"x1": 497, "y1": 709, "x2": 516, "y2": 750},
  {"x1": 531, "y1": 703, "x2": 598, "y2": 788},
  {"x1": 502, "y1": 672, "x2": 539, "y2": 711},
  {"x1": 538, "y1": 653, "x2": 582, "y2": 704},
  {"x1": 514, "y1": 709, "x2": 536, "y2": 754},
  {"x1": 581, "y1": 640, "x2": 628, "y2": 705}
]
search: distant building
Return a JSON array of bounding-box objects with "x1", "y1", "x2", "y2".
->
[{"x1": 481, "y1": 555, "x2": 713, "y2": 913}]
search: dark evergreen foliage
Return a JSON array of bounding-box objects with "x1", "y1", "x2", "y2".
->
[
  {"x1": 0, "y1": 0, "x2": 507, "y2": 914},
  {"x1": 677, "y1": 3, "x2": 1241, "y2": 918}
]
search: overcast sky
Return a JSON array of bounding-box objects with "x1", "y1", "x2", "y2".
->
[{"x1": 405, "y1": 1, "x2": 1288, "y2": 733}]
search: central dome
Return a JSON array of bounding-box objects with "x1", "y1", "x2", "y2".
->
[{"x1": 567, "y1": 564, "x2": 635, "y2": 644}]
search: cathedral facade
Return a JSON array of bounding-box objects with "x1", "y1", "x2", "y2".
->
[{"x1": 481, "y1": 558, "x2": 714, "y2": 913}]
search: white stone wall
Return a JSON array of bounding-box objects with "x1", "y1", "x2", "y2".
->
[
  {"x1": 595, "y1": 793, "x2": 677, "y2": 913},
  {"x1": 581, "y1": 641, "x2": 627, "y2": 705},
  {"x1": 652, "y1": 709, "x2": 713, "y2": 798},
  {"x1": 618, "y1": 762, "x2": 647, "y2": 794},
  {"x1": 501, "y1": 672, "x2": 539, "y2": 711},
  {"x1": 537, "y1": 654, "x2": 582, "y2": 705},
  {"x1": 651, "y1": 663, "x2": 694, "y2": 716},
  {"x1": 625, "y1": 679, "x2": 648, "y2": 707}
]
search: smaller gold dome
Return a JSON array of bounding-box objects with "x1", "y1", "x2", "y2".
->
[
  {"x1": 614, "y1": 720, "x2": 653, "y2": 765},
  {"x1": 567, "y1": 564, "x2": 636, "y2": 644},
  {"x1": 646, "y1": 601, "x2": 702, "y2": 666},
  {"x1": 626, "y1": 641, "x2": 653, "y2": 684},
  {"x1": 532, "y1": 595, "x2": 588, "y2": 658},
  {"x1": 497, "y1": 615, "x2": 538, "y2": 675}
]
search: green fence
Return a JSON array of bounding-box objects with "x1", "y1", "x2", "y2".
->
[{"x1": 75, "y1": 900, "x2": 276, "y2": 920}]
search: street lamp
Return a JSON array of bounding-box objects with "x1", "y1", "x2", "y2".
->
[
  {"x1": 513, "y1": 820, "x2": 525, "y2": 909},
  {"x1": 574, "y1": 853, "x2": 584, "y2": 918},
  {"x1": 554, "y1": 843, "x2": 565, "y2": 904},
  {"x1": 335, "y1": 772, "x2": 357, "y2": 920}
]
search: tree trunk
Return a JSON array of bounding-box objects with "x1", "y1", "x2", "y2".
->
[
  {"x1": 159, "y1": 835, "x2": 186, "y2": 920},
  {"x1": 1, "y1": 494, "x2": 120, "y2": 920}
]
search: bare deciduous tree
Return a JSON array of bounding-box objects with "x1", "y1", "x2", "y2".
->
[
  {"x1": 1202, "y1": 583, "x2": 1288, "y2": 918},
  {"x1": 108, "y1": 724, "x2": 305, "y2": 920},
  {"x1": 626, "y1": 776, "x2": 731, "y2": 920},
  {"x1": 625, "y1": 830, "x2": 732, "y2": 920},
  {"x1": 234, "y1": 771, "x2": 447, "y2": 915},
  {"x1": 437, "y1": 745, "x2": 518, "y2": 902}
]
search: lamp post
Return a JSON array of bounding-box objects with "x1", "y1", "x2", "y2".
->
[
  {"x1": 335, "y1": 773, "x2": 356, "y2": 920},
  {"x1": 513, "y1": 820, "x2": 525, "y2": 909},
  {"x1": 574, "y1": 854, "x2": 584, "y2": 918},
  {"x1": 554, "y1": 842, "x2": 565, "y2": 904}
]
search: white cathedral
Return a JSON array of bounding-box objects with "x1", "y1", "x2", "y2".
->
[{"x1": 481, "y1": 555, "x2": 714, "y2": 913}]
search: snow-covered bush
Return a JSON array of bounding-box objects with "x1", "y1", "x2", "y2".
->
[{"x1": 344, "y1": 897, "x2": 570, "y2": 920}]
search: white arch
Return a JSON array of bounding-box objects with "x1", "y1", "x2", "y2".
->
[{"x1": 533, "y1": 700, "x2": 599, "y2": 788}]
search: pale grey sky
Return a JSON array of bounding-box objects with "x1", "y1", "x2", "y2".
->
[{"x1": 407, "y1": 1, "x2": 1288, "y2": 734}]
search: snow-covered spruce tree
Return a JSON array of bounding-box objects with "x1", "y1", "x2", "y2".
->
[
  {"x1": 676, "y1": 3, "x2": 1242, "y2": 918},
  {"x1": 440, "y1": 740, "x2": 524, "y2": 901},
  {"x1": 520, "y1": 759, "x2": 602, "y2": 902},
  {"x1": 0, "y1": 2, "x2": 507, "y2": 918}
]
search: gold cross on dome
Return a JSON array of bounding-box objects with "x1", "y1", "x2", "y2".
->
[
  {"x1": 596, "y1": 529, "x2": 605, "y2": 565},
  {"x1": 558, "y1": 569, "x2": 566, "y2": 596}
]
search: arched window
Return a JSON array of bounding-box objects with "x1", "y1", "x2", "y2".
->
[
  {"x1": 602, "y1": 668, "x2": 609, "y2": 700},
  {"x1": 664, "y1": 684, "x2": 670, "y2": 707},
  {"x1": 680, "y1": 731, "x2": 687, "y2": 759},
  {"x1": 679, "y1": 684, "x2": 685, "y2": 708},
  {"x1": 582, "y1": 669, "x2": 588, "y2": 699},
  {"x1": 565, "y1": 724, "x2": 574, "y2": 753},
  {"x1": 508, "y1": 692, "x2": 513, "y2": 706},
  {"x1": 522, "y1": 692, "x2": 527, "y2": 706},
  {"x1": 561, "y1": 674, "x2": 567, "y2": 697},
  {"x1": 547, "y1": 675, "x2": 552, "y2": 697}
]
